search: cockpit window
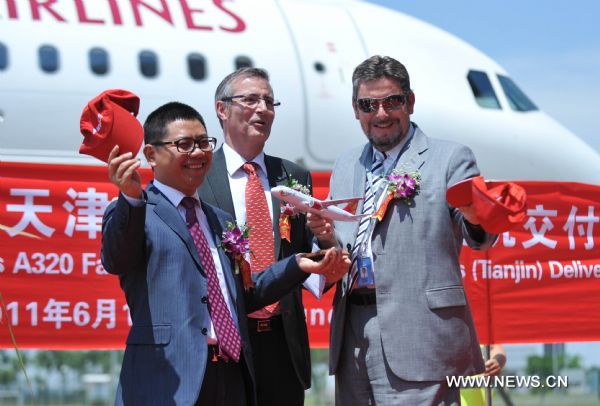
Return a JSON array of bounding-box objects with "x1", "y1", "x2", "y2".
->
[
  {"x1": 139, "y1": 50, "x2": 159, "y2": 78},
  {"x1": 497, "y1": 75, "x2": 538, "y2": 112},
  {"x1": 39, "y1": 45, "x2": 59, "y2": 73},
  {"x1": 467, "y1": 70, "x2": 500, "y2": 109},
  {"x1": 89, "y1": 47, "x2": 109, "y2": 75},
  {"x1": 0, "y1": 42, "x2": 7, "y2": 70}
]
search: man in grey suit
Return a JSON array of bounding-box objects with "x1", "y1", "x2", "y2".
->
[
  {"x1": 198, "y1": 67, "x2": 319, "y2": 406},
  {"x1": 308, "y1": 55, "x2": 498, "y2": 404},
  {"x1": 101, "y1": 102, "x2": 341, "y2": 405}
]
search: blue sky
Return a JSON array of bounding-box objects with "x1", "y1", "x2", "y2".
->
[
  {"x1": 367, "y1": 0, "x2": 600, "y2": 368},
  {"x1": 367, "y1": 0, "x2": 600, "y2": 153}
]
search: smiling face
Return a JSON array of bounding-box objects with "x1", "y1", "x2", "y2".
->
[
  {"x1": 353, "y1": 77, "x2": 415, "y2": 152},
  {"x1": 216, "y1": 75, "x2": 275, "y2": 160},
  {"x1": 144, "y1": 119, "x2": 212, "y2": 196}
]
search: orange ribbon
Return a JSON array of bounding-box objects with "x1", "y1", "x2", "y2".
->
[
  {"x1": 372, "y1": 192, "x2": 394, "y2": 222},
  {"x1": 279, "y1": 214, "x2": 291, "y2": 242},
  {"x1": 238, "y1": 257, "x2": 254, "y2": 290}
]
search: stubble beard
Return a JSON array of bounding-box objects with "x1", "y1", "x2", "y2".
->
[{"x1": 367, "y1": 130, "x2": 405, "y2": 152}]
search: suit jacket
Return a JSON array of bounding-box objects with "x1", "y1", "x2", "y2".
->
[
  {"x1": 198, "y1": 147, "x2": 313, "y2": 389},
  {"x1": 328, "y1": 126, "x2": 497, "y2": 381},
  {"x1": 101, "y1": 183, "x2": 309, "y2": 405}
]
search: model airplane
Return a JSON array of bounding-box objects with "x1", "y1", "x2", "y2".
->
[{"x1": 271, "y1": 186, "x2": 364, "y2": 222}]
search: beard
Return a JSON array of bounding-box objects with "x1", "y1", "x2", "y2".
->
[{"x1": 366, "y1": 129, "x2": 405, "y2": 151}]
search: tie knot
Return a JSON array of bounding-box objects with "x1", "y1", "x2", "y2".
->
[
  {"x1": 372, "y1": 151, "x2": 387, "y2": 175},
  {"x1": 181, "y1": 197, "x2": 198, "y2": 227},
  {"x1": 181, "y1": 196, "x2": 197, "y2": 210},
  {"x1": 242, "y1": 162, "x2": 258, "y2": 176},
  {"x1": 374, "y1": 150, "x2": 387, "y2": 164}
]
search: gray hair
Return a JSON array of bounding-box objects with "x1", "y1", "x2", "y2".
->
[
  {"x1": 352, "y1": 55, "x2": 411, "y2": 101},
  {"x1": 214, "y1": 67, "x2": 272, "y2": 102},
  {"x1": 214, "y1": 67, "x2": 273, "y2": 127}
]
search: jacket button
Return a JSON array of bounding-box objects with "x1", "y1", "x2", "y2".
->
[
  {"x1": 201, "y1": 296, "x2": 208, "y2": 304},
  {"x1": 201, "y1": 328, "x2": 208, "y2": 335}
]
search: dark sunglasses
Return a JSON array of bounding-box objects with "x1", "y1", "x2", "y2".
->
[{"x1": 356, "y1": 94, "x2": 407, "y2": 113}]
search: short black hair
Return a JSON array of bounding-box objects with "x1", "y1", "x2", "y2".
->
[{"x1": 144, "y1": 102, "x2": 206, "y2": 145}]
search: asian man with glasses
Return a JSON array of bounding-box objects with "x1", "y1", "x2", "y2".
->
[{"x1": 101, "y1": 101, "x2": 345, "y2": 405}]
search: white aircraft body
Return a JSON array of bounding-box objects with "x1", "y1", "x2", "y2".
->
[
  {"x1": 0, "y1": 0, "x2": 598, "y2": 183},
  {"x1": 271, "y1": 185, "x2": 363, "y2": 221}
]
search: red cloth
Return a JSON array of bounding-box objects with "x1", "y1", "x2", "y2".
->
[{"x1": 446, "y1": 176, "x2": 527, "y2": 233}]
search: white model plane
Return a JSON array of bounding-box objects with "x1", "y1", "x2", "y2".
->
[{"x1": 271, "y1": 186, "x2": 364, "y2": 222}]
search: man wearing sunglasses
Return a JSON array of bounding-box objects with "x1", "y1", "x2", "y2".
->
[
  {"x1": 308, "y1": 55, "x2": 498, "y2": 404},
  {"x1": 102, "y1": 101, "x2": 345, "y2": 405},
  {"x1": 198, "y1": 68, "x2": 331, "y2": 406}
]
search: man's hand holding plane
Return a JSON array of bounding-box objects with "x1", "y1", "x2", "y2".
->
[{"x1": 271, "y1": 185, "x2": 360, "y2": 284}]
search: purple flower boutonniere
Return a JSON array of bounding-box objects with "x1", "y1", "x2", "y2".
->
[
  {"x1": 372, "y1": 169, "x2": 421, "y2": 221},
  {"x1": 220, "y1": 221, "x2": 254, "y2": 289},
  {"x1": 387, "y1": 169, "x2": 421, "y2": 204}
]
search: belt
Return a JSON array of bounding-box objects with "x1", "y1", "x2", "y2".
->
[
  {"x1": 349, "y1": 290, "x2": 377, "y2": 306},
  {"x1": 247, "y1": 315, "x2": 282, "y2": 332}
]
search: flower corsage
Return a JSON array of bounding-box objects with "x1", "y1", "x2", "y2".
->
[
  {"x1": 220, "y1": 221, "x2": 254, "y2": 289},
  {"x1": 279, "y1": 177, "x2": 311, "y2": 242},
  {"x1": 372, "y1": 169, "x2": 421, "y2": 221}
]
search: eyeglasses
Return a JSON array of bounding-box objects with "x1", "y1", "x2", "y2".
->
[
  {"x1": 356, "y1": 94, "x2": 408, "y2": 113},
  {"x1": 221, "y1": 94, "x2": 281, "y2": 110},
  {"x1": 152, "y1": 137, "x2": 217, "y2": 153}
]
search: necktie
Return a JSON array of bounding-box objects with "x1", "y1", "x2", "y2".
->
[
  {"x1": 181, "y1": 197, "x2": 241, "y2": 362},
  {"x1": 349, "y1": 151, "x2": 387, "y2": 289},
  {"x1": 242, "y1": 162, "x2": 278, "y2": 314}
]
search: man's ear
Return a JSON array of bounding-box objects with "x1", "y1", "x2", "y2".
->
[
  {"x1": 352, "y1": 101, "x2": 360, "y2": 119},
  {"x1": 407, "y1": 91, "x2": 415, "y2": 115},
  {"x1": 216, "y1": 100, "x2": 228, "y2": 122},
  {"x1": 143, "y1": 144, "x2": 157, "y2": 168}
]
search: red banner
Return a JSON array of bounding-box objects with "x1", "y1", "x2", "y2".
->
[{"x1": 1, "y1": 162, "x2": 599, "y2": 349}]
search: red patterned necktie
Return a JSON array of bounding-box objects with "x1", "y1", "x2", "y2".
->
[
  {"x1": 181, "y1": 197, "x2": 241, "y2": 362},
  {"x1": 242, "y1": 163, "x2": 278, "y2": 314}
]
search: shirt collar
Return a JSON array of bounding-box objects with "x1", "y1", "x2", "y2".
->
[
  {"x1": 152, "y1": 178, "x2": 200, "y2": 208},
  {"x1": 223, "y1": 142, "x2": 267, "y2": 176}
]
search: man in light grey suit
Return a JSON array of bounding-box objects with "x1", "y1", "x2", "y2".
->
[{"x1": 308, "y1": 55, "x2": 498, "y2": 404}]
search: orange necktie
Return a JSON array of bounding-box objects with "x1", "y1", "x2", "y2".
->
[{"x1": 242, "y1": 163, "x2": 278, "y2": 314}]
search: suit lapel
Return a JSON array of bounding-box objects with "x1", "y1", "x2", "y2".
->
[
  {"x1": 202, "y1": 201, "x2": 238, "y2": 305},
  {"x1": 395, "y1": 126, "x2": 428, "y2": 172},
  {"x1": 204, "y1": 148, "x2": 237, "y2": 220},
  {"x1": 353, "y1": 145, "x2": 371, "y2": 216},
  {"x1": 148, "y1": 184, "x2": 205, "y2": 273},
  {"x1": 265, "y1": 155, "x2": 289, "y2": 259}
]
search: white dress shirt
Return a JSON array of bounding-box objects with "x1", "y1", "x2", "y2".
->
[
  {"x1": 222, "y1": 143, "x2": 273, "y2": 226},
  {"x1": 222, "y1": 143, "x2": 324, "y2": 299}
]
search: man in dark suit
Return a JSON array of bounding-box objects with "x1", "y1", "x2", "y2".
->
[
  {"x1": 198, "y1": 68, "x2": 316, "y2": 406},
  {"x1": 308, "y1": 56, "x2": 498, "y2": 404},
  {"x1": 101, "y1": 102, "x2": 341, "y2": 405}
]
